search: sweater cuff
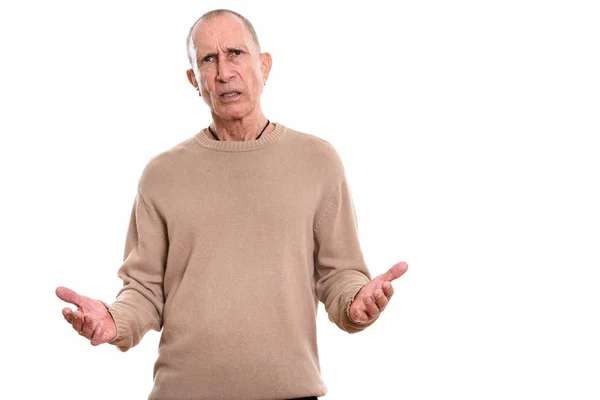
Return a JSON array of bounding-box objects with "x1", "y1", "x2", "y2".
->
[{"x1": 101, "y1": 300, "x2": 133, "y2": 352}]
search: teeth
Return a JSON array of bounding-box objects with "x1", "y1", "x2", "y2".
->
[{"x1": 223, "y1": 92, "x2": 238, "y2": 97}]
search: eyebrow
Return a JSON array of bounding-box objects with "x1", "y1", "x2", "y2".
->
[{"x1": 197, "y1": 45, "x2": 250, "y2": 61}]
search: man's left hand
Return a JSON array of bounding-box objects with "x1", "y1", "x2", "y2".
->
[{"x1": 348, "y1": 261, "x2": 408, "y2": 324}]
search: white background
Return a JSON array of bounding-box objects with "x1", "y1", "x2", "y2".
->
[{"x1": 1, "y1": 0, "x2": 599, "y2": 399}]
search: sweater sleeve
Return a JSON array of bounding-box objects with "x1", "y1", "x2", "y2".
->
[
  {"x1": 313, "y1": 172, "x2": 379, "y2": 334},
  {"x1": 105, "y1": 188, "x2": 168, "y2": 352}
]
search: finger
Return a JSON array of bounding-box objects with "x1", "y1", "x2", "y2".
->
[
  {"x1": 72, "y1": 310, "x2": 84, "y2": 333},
  {"x1": 382, "y1": 261, "x2": 408, "y2": 282},
  {"x1": 349, "y1": 302, "x2": 368, "y2": 324},
  {"x1": 81, "y1": 315, "x2": 95, "y2": 338},
  {"x1": 55, "y1": 286, "x2": 83, "y2": 307},
  {"x1": 364, "y1": 295, "x2": 380, "y2": 320},
  {"x1": 62, "y1": 308, "x2": 73, "y2": 324},
  {"x1": 382, "y1": 281, "x2": 394, "y2": 300},
  {"x1": 90, "y1": 322, "x2": 105, "y2": 346},
  {"x1": 374, "y1": 286, "x2": 389, "y2": 311}
]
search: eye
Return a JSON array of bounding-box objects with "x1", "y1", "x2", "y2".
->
[
  {"x1": 231, "y1": 49, "x2": 242, "y2": 56},
  {"x1": 202, "y1": 55, "x2": 214, "y2": 63}
]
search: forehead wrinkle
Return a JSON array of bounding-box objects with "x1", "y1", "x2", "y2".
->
[
  {"x1": 195, "y1": 44, "x2": 250, "y2": 61},
  {"x1": 221, "y1": 44, "x2": 250, "y2": 53}
]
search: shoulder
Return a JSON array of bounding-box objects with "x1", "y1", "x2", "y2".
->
[
  {"x1": 281, "y1": 124, "x2": 346, "y2": 178},
  {"x1": 137, "y1": 135, "x2": 198, "y2": 191}
]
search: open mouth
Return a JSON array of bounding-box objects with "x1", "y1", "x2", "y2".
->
[{"x1": 221, "y1": 91, "x2": 241, "y2": 98}]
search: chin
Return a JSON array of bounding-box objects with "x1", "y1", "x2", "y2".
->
[{"x1": 214, "y1": 103, "x2": 254, "y2": 121}]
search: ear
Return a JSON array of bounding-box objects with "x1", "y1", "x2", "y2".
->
[
  {"x1": 259, "y1": 52, "x2": 272, "y2": 84},
  {"x1": 186, "y1": 69, "x2": 200, "y2": 92}
]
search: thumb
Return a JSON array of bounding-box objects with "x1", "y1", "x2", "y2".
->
[
  {"x1": 381, "y1": 261, "x2": 408, "y2": 282},
  {"x1": 55, "y1": 286, "x2": 83, "y2": 307}
]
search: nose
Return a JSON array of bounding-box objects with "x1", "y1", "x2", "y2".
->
[{"x1": 216, "y1": 57, "x2": 234, "y2": 82}]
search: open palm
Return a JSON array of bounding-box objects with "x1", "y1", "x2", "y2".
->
[
  {"x1": 56, "y1": 286, "x2": 117, "y2": 346},
  {"x1": 349, "y1": 261, "x2": 408, "y2": 324}
]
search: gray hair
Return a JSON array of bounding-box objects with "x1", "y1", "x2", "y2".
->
[{"x1": 186, "y1": 9, "x2": 261, "y2": 70}]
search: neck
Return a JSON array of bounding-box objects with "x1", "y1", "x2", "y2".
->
[{"x1": 209, "y1": 111, "x2": 271, "y2": 142}]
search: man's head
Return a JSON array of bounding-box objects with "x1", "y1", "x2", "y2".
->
[{"x1": 185, "y1": 10, "x2": 272, "y2": 122}]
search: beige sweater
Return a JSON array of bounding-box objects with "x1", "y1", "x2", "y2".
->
[{"x1": 106, "y1": 122, "x2": 377, "y2": 400}]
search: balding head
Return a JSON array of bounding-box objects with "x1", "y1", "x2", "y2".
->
[{"x1": 186, "y1": 9, "x2": 261, "y2": 70}]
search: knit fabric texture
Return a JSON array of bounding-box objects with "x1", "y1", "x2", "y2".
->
[{"x1": 105, "y1": 122, "x2": 377, "y2": 400}]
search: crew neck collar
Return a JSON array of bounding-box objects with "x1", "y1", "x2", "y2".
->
[{"x1": 194, "y1": 122, "x2": 286, "y2": 152}]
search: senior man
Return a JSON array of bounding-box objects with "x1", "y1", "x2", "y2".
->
[{"x1": 56, "y1": 9, "x2": 408, "y2": 400}]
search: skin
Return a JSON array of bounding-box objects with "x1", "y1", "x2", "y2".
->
[
  {"x1": 56, "y1": 12, "x2": 408, "y2": 345},
  {"x1": 185, "y1": 13, "x2": 274, "y2": 141},
  {"x1": 348, "y1": 261, "x2": 408, "y2": 325},
  {"x1": 55, "y1": 286, "x2": 116, "y2": 346}
]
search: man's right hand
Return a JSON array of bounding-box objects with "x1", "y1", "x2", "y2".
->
[{"x1": 55, "y1": 286, "x2": 117, "y2": 346}]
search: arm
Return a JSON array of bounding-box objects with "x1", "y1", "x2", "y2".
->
[
  {"x1": 313, "y1": 172, "x2": 378, "y2": 333},
  {"x1": 104, "y1": 187, "x2": 168, "y2": 352}
]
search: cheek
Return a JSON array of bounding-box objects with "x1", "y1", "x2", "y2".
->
[
  {"x1": 246, "y1": 68, "x2": 264, "y2": 92},
  {"x1": 200, "y1": 79, "x2": 213, "y2": 96},
  {"x1": 200, "y1": 77, "x2": 210, "y2": 91}
]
